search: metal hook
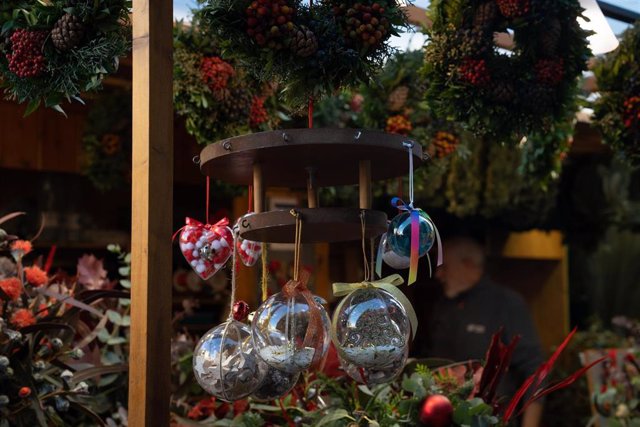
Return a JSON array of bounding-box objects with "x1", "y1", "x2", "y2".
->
[
  {"x1": 222, "y1": 140, "x2": 232, "y2": 151},
  {"x1": 192, "y1": 155, "x2": 201, "y2": 165},
  {"x1": 354, "y1": 130, "x2": 362, "y2": 140},
  {"x1": 241, "y1": 219, "x2": 250, "y2": 228},
  {"x1": 402, "y1": 140, "x2": 414, "y2": 149},
  {"x1": 282, "y1": 132, "x2": 290, "y2": 143},
  {"x1": 422, "y1": 151, "x2": 432, "y2": 162}
]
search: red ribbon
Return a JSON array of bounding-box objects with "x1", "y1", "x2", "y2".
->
[
  {"x1": 282, "y1": 269, "x2": 325, "y2": 369},
  {"x1": 172, "y1": 217, "x2": 230, "y2": 242}
]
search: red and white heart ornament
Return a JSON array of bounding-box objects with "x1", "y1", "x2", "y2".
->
[
  {"x1": 178, "y1": 217, "x2": 233, "y2": 280},
  {"x1": 234, "y1": 217, "x2": 262, "y2": 267}
]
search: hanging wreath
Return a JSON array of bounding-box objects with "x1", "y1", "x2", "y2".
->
[
  {"x1": 593, "y1": 22, "x2": 640, "y2": 164},
  {"x1": 423, "y1": 0, "x2": 591, "y2": 143},
  {"x1": 82, "y1": 90, "x2": 131, "y2": 192},
  {"x1": 173, "y1": 21, "x2": 280, "y2": 145},
  {"x1": 0, "y1": 0, "x2": 130, "y2": 115},
  {"x1": 197, "y1": 0, "x2": 407, "y2": 107}
]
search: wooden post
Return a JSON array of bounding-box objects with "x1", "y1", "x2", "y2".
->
[
  {"x1": 129, "y1": 0, "x2": 173, "y2": 426},
  {"x1": 359, "y1": 160, "x2": 372, "y2": 209},
  {"x1": 253, "y1": 163, "x2": 264, "y2": 213}
]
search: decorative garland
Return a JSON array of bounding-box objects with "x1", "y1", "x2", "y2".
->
[
  {"x1": 593, "y1": 22, "x2": 640, "y2": 164},
  {"x1": 82, "y1": 90, "x2": 131, "y2": 192},
  {"x1": 0, "y1": 0, "x2": 130, "y2": 114},
  {"x1": 197, "y1": 0, "x2": 407, "y2": 107},
  {"x1": 173, "y1": 21, "x2": 280, "y2": 145},
  {"x1": 423, "y1": 0, "x2": 591, "y2": 143}
]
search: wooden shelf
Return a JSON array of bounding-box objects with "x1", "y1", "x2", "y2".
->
[{"x1": 199, "y1": 128, "x2": 424, "y2": 187}]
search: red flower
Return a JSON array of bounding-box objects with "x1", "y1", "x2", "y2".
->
[
  {"x1": 0, "y1": 277, "x2": 23, "y2": 301},
  {"x1": 187, "y1": 397, "x2": 216, "y2": 420},
  {"x1": 10, "y1": 309, "x2": 36, "y2": 328},
  {"x1": 24, "y1": 266, "x2": 48, "y2": 287},
  {"x1": 10, "y1": 240, "x2": 32, "y2": 258}
]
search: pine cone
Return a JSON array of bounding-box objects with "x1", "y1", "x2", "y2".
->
[
  {"x1": 473, "y1": 1, "x2": 498, "y2": 30},
  {"x1": 387, "y1": 86, "x2": 409, "y2": 111},
  {"x1": 289, "y1": 25, "x2": 318, "y2": 57},
  {"x1": 51, "y1": 13, "x2": 85, "y2": 51},
  {"x1": 539, "y1": 18, "x2": 561, "y2": 55},
  {"x1": 520, "y1": 84, "x2": 554, "y2": 114},
  {"x1": 489, "y1": 81, "x2": 515, "y2": 104},
  {"x1": 219, "y1": 87, "x2": 251, "y2": 123}
]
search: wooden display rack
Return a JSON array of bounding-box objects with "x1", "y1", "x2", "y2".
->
[{"x1": 200, "y1": 128, "x2": 423, "y2": 243}]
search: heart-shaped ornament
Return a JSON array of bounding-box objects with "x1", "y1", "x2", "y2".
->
[
  {"x1": 236, "y1": 235, "x2": 262, "y2": 267},
  {"x1": 179, "y1": 217, "x2": 233, "y2": 280}
]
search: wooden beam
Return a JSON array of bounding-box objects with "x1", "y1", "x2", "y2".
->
[{"x1": 129, "y1": 0, "x2": 173, "y2": 425}]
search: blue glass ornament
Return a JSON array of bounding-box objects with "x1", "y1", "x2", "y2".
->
[{"x1": 387, "y1": 210, "x2": 435, "y2": 258}]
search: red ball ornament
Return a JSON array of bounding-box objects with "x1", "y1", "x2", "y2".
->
[
  {"x1": 232, "y1": 300, "x2": 250, "y2": 322},
  {"x1": 18, "y1": 387, "x2": 31, "y2": 398},
  {"x1": 419, "y1": 394, "x2": 454, "y2": 427}
]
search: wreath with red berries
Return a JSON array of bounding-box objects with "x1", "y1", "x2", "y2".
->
[
  {"x1": 593, "y1": 22, "x2": 640, "y2": 163},
  {"x1": 173, "y1": 21, "x2": 280, "y2": 145},
  {"x1": 423, "y1": 0, "x2": 591, "y2": 144},
  {"x1": 197, "y1": 0, "x2": 407, "y2": 108},
  {"x1": 0, "y1": 0, "x2": 130, "y2": 115}
]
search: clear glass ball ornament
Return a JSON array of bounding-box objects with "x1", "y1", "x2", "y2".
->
[
  {"x1": 387, "y1": 209, "x2": 435, "y2": 258},
  {"x1": 192, "y1": 320, "x2": 268, "y2": 401},
  {"x1": 333, "y1": 287, "x2": 410, "y2": 369},
  {"x1": 339, "y1": 345, "x2": 408, "y2": 385},
  {"x1": 380, "y1": 232, "x2": 410, "y2": 269},
  {"x1": 252, "y1": 291, "x2": 331, "y2": 373},
  {"x1": 252, "y1": 366, "x2": 300, "y2": 401},
  {"x1": 234, "y1": 217, "x2": 262, "y2": 267}
]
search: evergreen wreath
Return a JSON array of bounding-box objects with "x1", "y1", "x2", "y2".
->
[
  {"x1": 196, "y1": 0, "x2": 407, "y2": 108},
  {"x1": 173, "y1": 20, "x2": 281, "y2": 145},
  {"x1": 0, "y1": 0, "x2": 130, "y2": 115},
  {"x1": 593, "y1": 22, "x2": 640, "y2": 164},
  {"x1": 82, "y1": 90, "x2": 131, "y2": 192},
  {"x1": 423, "y1": 0, "x2": 591, "y2": 144}
]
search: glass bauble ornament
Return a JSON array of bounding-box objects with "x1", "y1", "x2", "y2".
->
[
  {"x1": 179, "y1": 217, "x2": 233, "y2": 280},
  {"x1": 339, "y1": 345, "x2": 408, "y2": 385},
  {"x1": 235, "y1": 216, "x2": 262, "y2": 267},
  {"x1": 387, "y1": 209, "x2": 435, "y2": 258},
  {"x1": 252, "y1": 366, "x2": 300, "y2": 401},
  {"x1": 252, "y1": 289, "x2": 331, "y2": 373},
  {"x1": 333, "y1": 287, "x2": 410, "y2": 369},
  {"x1": 380, "y1": 233, "x2": 410, "y2": 269},
  {"x1": 193, "y1": 320, "x2": 267, "y2": 401}
]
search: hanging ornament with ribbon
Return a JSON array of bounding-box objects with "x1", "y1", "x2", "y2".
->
[
  {"x1": 380, "y1": 141, "x2": 443, "y2": 284},
  {"x1": 332, "y1": 213, "x2": 417, "y2": 386},
  {"x1": 177, "y1": 217, "x2": 233, "y2": 280},
  {"x1": 236, "y1": 186, "x2": 263, "y2": 267},
  {"x1": 192, "y1": 228, "x2": 268, "y2": 401},
  {"x1": 251, "y1": 210, "x2": 331, "y2": 374}
]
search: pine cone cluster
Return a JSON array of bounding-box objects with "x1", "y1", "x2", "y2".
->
[
  {"x1": 473, "y1": 1, "x2": 498, "y2": 30},
  {"x1": 218, "y1": 87, "x2": 251, "y2": 123},
  {"x1": 623, "y1": 96, "x2": 640, "y2": 129},
  {"x1": 6, "y1": 29, "x2": 47, "y2": 78},
  {"x1": 387, "y1": 85, "x2": 409, "y2": 111},
  {"x1": 250, "y1": 96, "x2": 269, "y2": 128},
  {"x1": 432, "y1": 131, "x2": 459, "y2": 158},
  {"x1": 495, "y1": 0, "x2": 530, "y2": 18},
  {"x1": 489, "y1": 80, "x2": 515, "y2": 103},
  {"x1": 539, "y1": 18, "x2": 561, "y2": 55},
  {"x1": 245, "y1": 0, "x2": 295, "y2": 50},
  {"x1": 459, "y1": 59, "x2": 491, "y2": 86},
  {"x1": 330, "y1": 1, "x2": 392, "y2": 52},
  {"x1": 535, "y1": 58, "x2": 564, "y2": 86},
  {"x1": 51, "y1": 13, "x2": 86, "y2": 51},
  {"x1": 520, "y1": 84, "x2": 554, "y2": 114},
  {"x1": 289, "y1": 25, "x2": 318, "y2": 57},
  {"x1": 385, "y1": 115, "x2": 412, "y2": 136},
  {"x1": 200, "y1": 56, "x2": 235, "y2": 98}
]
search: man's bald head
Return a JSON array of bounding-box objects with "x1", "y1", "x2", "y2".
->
[{"x1": 435, "y1": 237, "x2": 486, "y2": 298}]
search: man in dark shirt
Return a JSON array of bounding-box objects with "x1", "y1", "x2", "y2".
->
[{"x1": 425, "y1": 237, "x2": 544, "y2": 427}]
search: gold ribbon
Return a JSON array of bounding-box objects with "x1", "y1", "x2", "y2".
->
[{"x1": 331, "y1": 274, "x2": 417, "y2": 341}]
